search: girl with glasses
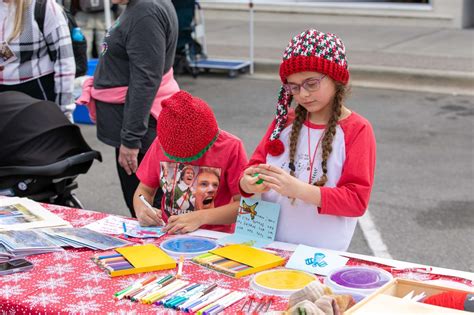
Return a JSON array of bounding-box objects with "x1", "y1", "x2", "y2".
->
[{"x1": 239, "y1": 29, "x2": 376, "y2": 251}]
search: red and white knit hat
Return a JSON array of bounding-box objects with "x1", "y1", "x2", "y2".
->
[
  {"x1": 158, "y1": 90, "x2": 219, "y2": 162},
  {"x1": 266, "y1": 29, "x2": 350, "y2": 156}
]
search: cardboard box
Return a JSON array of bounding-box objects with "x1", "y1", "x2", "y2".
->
[
  {"x1": 192, "y1": 244, "x2": 285, "y2": 278},
  {"x1": 93, "y1": 244, "x2": 176, "y2": 277},
  {"x1": 345, "y1": 278, "x2": 472, "y2": 314}
]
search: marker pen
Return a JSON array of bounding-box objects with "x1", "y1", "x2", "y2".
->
[{"x1": 138, "y1": 194, "x2": 165, "y2": 226}]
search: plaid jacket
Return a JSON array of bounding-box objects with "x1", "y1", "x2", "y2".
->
[{"x1": 0, "y1": 0, "x2": 75, "y2": 106}]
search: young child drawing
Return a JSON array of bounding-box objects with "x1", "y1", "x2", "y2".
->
[
  {"x1": 133, "y1": 90, "x2": 248, "y2": 233},
  {"x1": 239, "y1": 29, "x2": 376, "y2": 251}
]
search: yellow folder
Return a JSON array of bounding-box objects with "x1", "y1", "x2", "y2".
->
[
  {"x1": 107, "y1": 244, "x2": 176, "y2": 277},
  {"x1": 208, "y1": 244, "x2": 285, "y2": 278}
]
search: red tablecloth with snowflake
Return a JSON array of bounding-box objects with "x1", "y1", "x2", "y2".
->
[{"x1": 1, "y1": 204, "x2": 472, "y2": 314}]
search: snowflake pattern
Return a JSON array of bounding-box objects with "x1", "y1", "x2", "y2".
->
[
  {"x1": 63, "y1": 300, "x2": 101, "y2": 313},
  {"x1": 114, "y1": 298, "x2": 137, "y2": 307},
  {"x1": 0, "y1": 272, "x2": 30, "y2": 284},
  {"x1": 24, "y1": 292, "x2": 61, "y2": 308},
  {"x1": 72, "y1": 284, "x2": 106, "y2": 298},
  {"x1": 106, "y1": 310, "x2": 138, "y2": 315},
  {"x1": 27, "y1": 256, "x2": 45, "y2": 264},
  {"x1": 71, "y1": 216, "x2": 97, "y2": 226},
  {"x1": 45, "y1": 263, "x2": 75, "y2": 275},
  {"x1": 115, "y1": 275, "x2": 141, "y2": 288},
  {"x1": 75, "y1": 209, "x2": 97, "y2": 217},
  {"x1": 79, "y1": 270, "x2": 110, "y2": 284},
  {"x1": 193, "y1": 266, "x2": 215, "y2": 276},
  {"x1": 84, "y1": 259, "x2": 98, "y2": 269},
  {"x1": 36, "y1": 277, "x2": 69, "y2": 290},
  {"x1": 207, "y1": 277, "x2": 234, "y2": 289},
  {"x1": 0, "y1": 284, "x2": 26, "y2": 299},
  {"x1": 52, "y1": 250, "x2": 81, "y2": 261}
]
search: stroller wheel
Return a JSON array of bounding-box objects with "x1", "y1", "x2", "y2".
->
[
  {"x1": 55, "y1": 193, "x2": 84, "y2": 209},
  {"x1": 239, "y1": 67, "x2": 249, "y2": 74}
]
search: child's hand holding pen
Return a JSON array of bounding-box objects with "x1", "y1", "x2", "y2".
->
[{"x1": 137, "y1": 194, "x2": 166, "y2": 227}]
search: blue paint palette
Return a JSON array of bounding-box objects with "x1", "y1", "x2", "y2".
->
[{"x1": 160, "y1": 237, "x2": 218, "y2": 258}]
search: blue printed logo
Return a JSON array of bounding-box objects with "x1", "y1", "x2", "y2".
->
[{"x1": 305, "y1": 252, "x2": 328, "y2": 268}]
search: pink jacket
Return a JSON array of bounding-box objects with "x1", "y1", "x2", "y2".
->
[{"x1": 77, "y1": 69, "x2": 179, "y2": 122}]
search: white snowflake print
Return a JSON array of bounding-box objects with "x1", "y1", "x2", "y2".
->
[
  {"x1": 114, "y1": 298, "x2": 137, "y2": 307},
  {"x1": 63, "y1": 300, "x2": 101, "y2": 314},
  {"x1": 0, "y1": 272, "x2": 30, "y2": 284},
  {"x1": 24, "y1": 292, "x2": 61, "y2": 308},
  {"x1": 106, "y1": 310, "x2": 138, "y2": 315},
  {"x1": 27, "y1": 256, "x2": 45, "y2": 264},
  {"x1": 45, "y1": 263, "x2": 75, "y2": 275},
  {"x1": 0, "y1": 284, "x2": 26, "y2": 299},
  {"x1": 71, "y1": 216, "x2": 97, "y2": 226},
  {"x1": 239, "y1": 286, "x2": 254, "y2": 296},
  {"x1": 208, "y1": 277, "x2": 233, "y2": 288},
  {"x1": 35, "y1": 277, "x2": 69, "y2": 290},
  {"x1": 193, "y1": 267, "x2": 215, "y2": 276},
  {"x1": 52, "y1": 250, "x2": 81, "y2": 261},
  {"x1": 115, "y1": 275, "x2": 145, "y2": 288},
  {"x1": 177, "y1": 273, "x2": 192, "y2": 281},
  {"x1": 47, "y1": 208, "x2": 67, "y2": 218},
  {"x1": 72, "y1": 284, "x2": 106, "y2": 298},
  {"x1": 75, "y1": 209, "x2": 97, "y2": 217},
  {"x1": 84, "y1": 259, "x2": 98, "y2": 268},
  {"x1": 79, "y1": 270, "x2": 109, "y2": 284}
]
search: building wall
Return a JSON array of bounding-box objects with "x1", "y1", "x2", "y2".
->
[{"x1": 201, "y1": 0, "x2": 473, "y2": 28}]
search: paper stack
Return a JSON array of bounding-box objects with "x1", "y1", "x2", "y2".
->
[
  {"x1": 44, "y1": 227, "x2": 132, "y2": 250},
  {"x1": 0, "y1": 230, "x2": 64, "y2": 256},
  {"x1": 0, "y1": 197, "x2": 71, "y2": 230}
]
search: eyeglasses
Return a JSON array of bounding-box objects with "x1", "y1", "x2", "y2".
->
[{"x1": 283, "y1": 74, "x2": 327, "y2": 95}]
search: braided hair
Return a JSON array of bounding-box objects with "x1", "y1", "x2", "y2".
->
[{"x1": 288, "y1": 83, "x2": 347, "y2": 186}]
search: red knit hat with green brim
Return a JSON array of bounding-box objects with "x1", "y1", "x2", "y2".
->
[
  {"x1": 158, "y1": 90, "x2": 219, "y2": 162},
  {"x1": 266, "y1": 29, "x2": 350, "y2": 156}
]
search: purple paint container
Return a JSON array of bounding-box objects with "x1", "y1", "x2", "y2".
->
[{"x1": 325, "y1": 266, "x2": 393, "y2": 297}]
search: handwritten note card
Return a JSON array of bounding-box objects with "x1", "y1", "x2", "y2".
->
[
  {"x1": 286, "y1": 244, "x2": 349, "y2": 276},
  {"x1": 218, "y1": 197, "x2": 280, "y2": 248}
]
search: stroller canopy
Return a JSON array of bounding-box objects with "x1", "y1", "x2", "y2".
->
[{"x1": 0, "y1": 91, "x2": 93, "y2": 167}]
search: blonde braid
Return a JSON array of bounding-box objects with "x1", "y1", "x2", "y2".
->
[
  {"x1": 315, "y1": 84, "x2": 346, "y2": 187},
  {"x1": 288, "y1": 105, "x2": 307, "y2": 177},
  {"x1": 8, "y1": 0, "x2": 30, "y2": 43}
]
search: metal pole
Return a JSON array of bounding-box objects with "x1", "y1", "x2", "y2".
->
[
  {"x1": 249, "y1": 1, "x2": 254, "y2": 74},
  {"x1": 104, "y1": 0, "x2": 112, "y2": 30}
]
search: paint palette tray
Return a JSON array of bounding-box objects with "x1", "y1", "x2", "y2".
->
[
  {"x1": 160, "y1": 236, "x2": 218, "y2": 259},
  {"x1": 250, "y1": 269, "x2": 317, "y2": 296},
  {"x1": 325, "y1": 266, "x2": 393, "y2": 297}
]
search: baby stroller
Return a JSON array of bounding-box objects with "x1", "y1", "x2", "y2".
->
[
  {"x1": 172, "y1": 0, "x2": 206, "y2": 77},
  {"x1": 0, "y1": 91, "x2": 102, "y2": 208}
]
